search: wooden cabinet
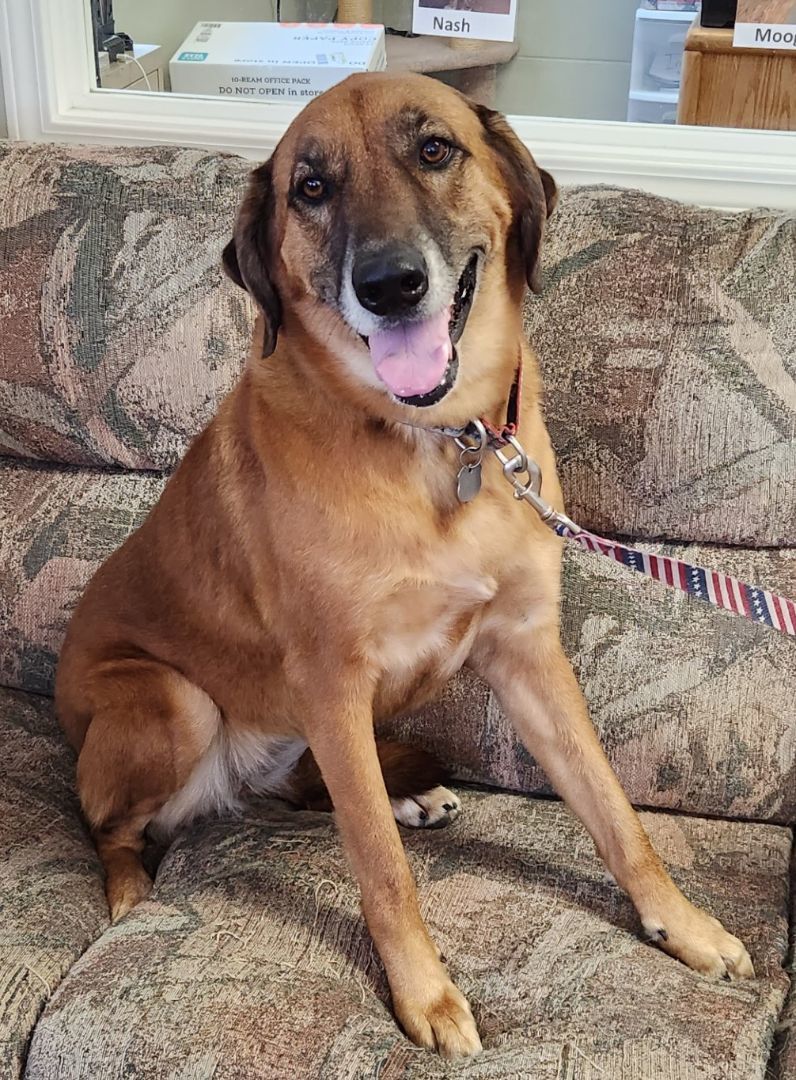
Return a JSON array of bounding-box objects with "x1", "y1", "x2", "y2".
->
[{"x1": 677, "y1": 19, "x2": 796, "y2": 129}]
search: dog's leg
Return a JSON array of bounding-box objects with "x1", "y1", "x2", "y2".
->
[
  {"x1": 291, "y1": 741, "x2": 461, "y2": 828},
  {"x1": 75, "y1": 662, "x2": 219, "y2": 922},
  {"x1": 299, "y1": 680, "x2": 481, "y2": 1059},
  {"x1": 471, "y1": 624, "x2": 754, "y2": 980}
]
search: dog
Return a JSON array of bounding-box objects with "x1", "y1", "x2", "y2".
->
[{"x1": 56, "y1": 72, "x2": 753, "y2": 1059}]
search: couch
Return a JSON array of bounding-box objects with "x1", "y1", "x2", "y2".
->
[{"x1": 1, "y1": 141, "x2": 794, "y2": 1080}]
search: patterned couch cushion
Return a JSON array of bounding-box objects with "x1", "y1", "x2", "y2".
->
[
  {"x1": 24, "y1": 791, "x2": 790, "y2": 1080},
  {"x1": 0, "y1": 143, "x2": 253, "y2": 470},
  {"x1": 0, "y1": 460, "x2": 167, "y2": 694},
  {"x1": 2, "y1": 458, "x2": 794, "y2": 821},
  {"x1": 0, "y1": 687, "x2": 108, "y2": 1079},
  {"x1": 525, "y1": 187, "x2": 796, "y2": 547}
]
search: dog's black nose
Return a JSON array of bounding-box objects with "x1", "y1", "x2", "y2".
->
[{"x1": 352, "y1": 244, "x2": 429, "y2": 317}]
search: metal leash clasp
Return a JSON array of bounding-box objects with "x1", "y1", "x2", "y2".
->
[{"x1": 492, "y1": 434, "x2": 580, "y2": 535}]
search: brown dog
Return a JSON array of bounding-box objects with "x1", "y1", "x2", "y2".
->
[{"x1": 56, "y1": 72, "x2": 753, "y2": 1059}]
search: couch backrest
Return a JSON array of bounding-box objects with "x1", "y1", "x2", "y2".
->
[
  {"x1": 524, "y1": 187, "x2": 796, "y2": 548},
  {"x1": 0, "y1": 143, "x2": 254, "y2": 471}
]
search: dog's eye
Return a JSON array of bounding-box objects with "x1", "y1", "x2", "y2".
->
[
  {"x1": 420, "y1": 138, "x2": 453, "y2": 168},
  {"x1": 300, "y1": 176, "x2": 327, "y2": 201}
]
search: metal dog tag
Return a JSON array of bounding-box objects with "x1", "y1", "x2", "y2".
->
[
  {"x1": 454, "y1": 420, "x2": 487, "y2": 504},
  {"x1": 456, "y1": 460, "x2": 482, "y2": 503}
]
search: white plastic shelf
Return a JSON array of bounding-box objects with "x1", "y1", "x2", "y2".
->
[
  {"x1": 629, "y1": 87, "x2": 680, "y2": 102},
  {"x1": 635, "y1": 8, "x2": 698, "y2": 21},
  {"x1": 627, "y1": 4, "x2": 696, "y2": 122}
]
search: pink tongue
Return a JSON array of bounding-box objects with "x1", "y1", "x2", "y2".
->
[{"x1": 368, "y1": 307, "x2": 452, "y2": 398}]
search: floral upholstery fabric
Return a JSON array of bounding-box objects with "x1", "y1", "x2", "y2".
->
[
  {"x1": 24, "y1": 781, "x2": 791, "y2": 1080},
  {"x1": 525, "y1": 187, "x2": 796, "y2": 548},
  {"x1": 0, "y1": 143, "x2": 252, "y2": 470},
  {"x1": 0, "y1": 688, "x2": 108, "y2": 1078},
  {"x1": 0, "y1": 460, "x2": 167, "y2": 695}
]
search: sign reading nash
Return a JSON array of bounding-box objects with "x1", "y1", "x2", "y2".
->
[
  {"x1": 412, "y1": 1, "x2": 518, "y2": 44},
  {"x1": 432, "y1": 16, "x2": 472, "y2": 35}
]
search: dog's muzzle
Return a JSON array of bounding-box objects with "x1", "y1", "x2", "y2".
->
[{"x1": 362, "y1": 252, "x2": 480, "y2": 408}]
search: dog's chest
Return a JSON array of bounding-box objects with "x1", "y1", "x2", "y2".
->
[{"x1": 367, "y1": 570, "x2": 497, "y2": 689}]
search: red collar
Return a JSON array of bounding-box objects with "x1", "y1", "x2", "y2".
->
[
  {"x1": 396, "y1": 362, "x2": 523, "y2": 449},
  {"x1": 479, "y1": 364, "x2": 522, "y2": 448}
]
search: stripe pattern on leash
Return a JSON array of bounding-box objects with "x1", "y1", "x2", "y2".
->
[{"x1": 556, "y1": 525, "x2": 796, "y2": 637}]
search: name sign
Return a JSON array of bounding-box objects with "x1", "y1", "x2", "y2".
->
[
  {"x1": 734, "y1": 0, "x2": 796, "y2": 49},
  {"x1": 412, "y1": 0, "x2": 517, "y2": 44}
]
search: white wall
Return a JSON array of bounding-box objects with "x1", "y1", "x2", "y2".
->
[{"x1": 498, "y1": 0, "x2": 638, "y2": 120}]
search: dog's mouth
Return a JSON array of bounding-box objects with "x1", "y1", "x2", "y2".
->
[{"x1": 362, "y1": 252, "x2": 479, "y2": 408}]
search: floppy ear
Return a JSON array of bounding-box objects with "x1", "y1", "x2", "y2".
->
[
  {"x1": 222, "y1": 158, "x2": 282, "y2": 356},
  {"x1": 473, "y1": 104, "x2": 557, "y2": 295}
]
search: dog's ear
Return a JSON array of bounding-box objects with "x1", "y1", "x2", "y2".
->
[
  {"x1": 223, "y1": 158, "x2": 282, "y2": 356},
  {"x1": 473, "y1": 104, "x2": 557, "y2": 294}
]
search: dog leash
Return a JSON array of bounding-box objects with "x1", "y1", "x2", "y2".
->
[{"x1": 432, "y1": 387, "x2": 796, "y2": 638}]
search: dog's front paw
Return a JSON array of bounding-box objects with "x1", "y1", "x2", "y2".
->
[
  {"x1": 394, "y1": 977, "x2": 482, "y2": 1060},
  {"x1": 642, "y1": 896, "x2": 754, "y2": 980},
  {"x1": 391, "y1": 786, "x2": 460, "y2": 829}
]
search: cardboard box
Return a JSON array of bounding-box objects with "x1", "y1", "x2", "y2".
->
[{"x1": 170, "y1": 22, "x2": 386, "y2": 102}]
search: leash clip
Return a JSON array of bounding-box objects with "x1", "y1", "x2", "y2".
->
[{"x1": 493, "y1": 435, "x2": 580, "y2": 535}]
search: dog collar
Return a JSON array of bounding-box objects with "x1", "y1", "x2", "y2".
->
[
  {"x1": 438, "y1": 365, "x2": 524, "y2": 503},
  {"x1": 394, "y1": 365, "x2": 522, "y2": 503},
  {"x1": 480, "y1": 363, "x2": 522, "y2": 448},
  {"x1": 403, "y1": 364, "x2": 523, "y2": 447}
]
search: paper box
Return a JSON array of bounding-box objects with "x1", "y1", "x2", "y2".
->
[{"x1": 170, "y1": 22, "x2": 386, "y2": 101}]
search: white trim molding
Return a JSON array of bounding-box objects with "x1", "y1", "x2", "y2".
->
[{"x1": 2, "y1": 0, "x2": 796, "y2": 208}]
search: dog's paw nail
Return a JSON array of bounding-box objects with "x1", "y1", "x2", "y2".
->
[{"x1": 657, "y1": 928, "x2": 668, "y2": 941}]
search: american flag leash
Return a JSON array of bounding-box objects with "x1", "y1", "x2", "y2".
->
[
  {"x1": 555, "y1": 524, "x2": 796, "y2": 637},
  {"x1": 473, "y1": 428, "x2": 796, "y2": 640},
  {"x1": 434, "y1": 411, "x2": 795, "y2": 639}
]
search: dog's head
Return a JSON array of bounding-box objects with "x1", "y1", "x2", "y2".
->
[{"x1": 224, "y1": 73, "x2": 556, "y2": 421}]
